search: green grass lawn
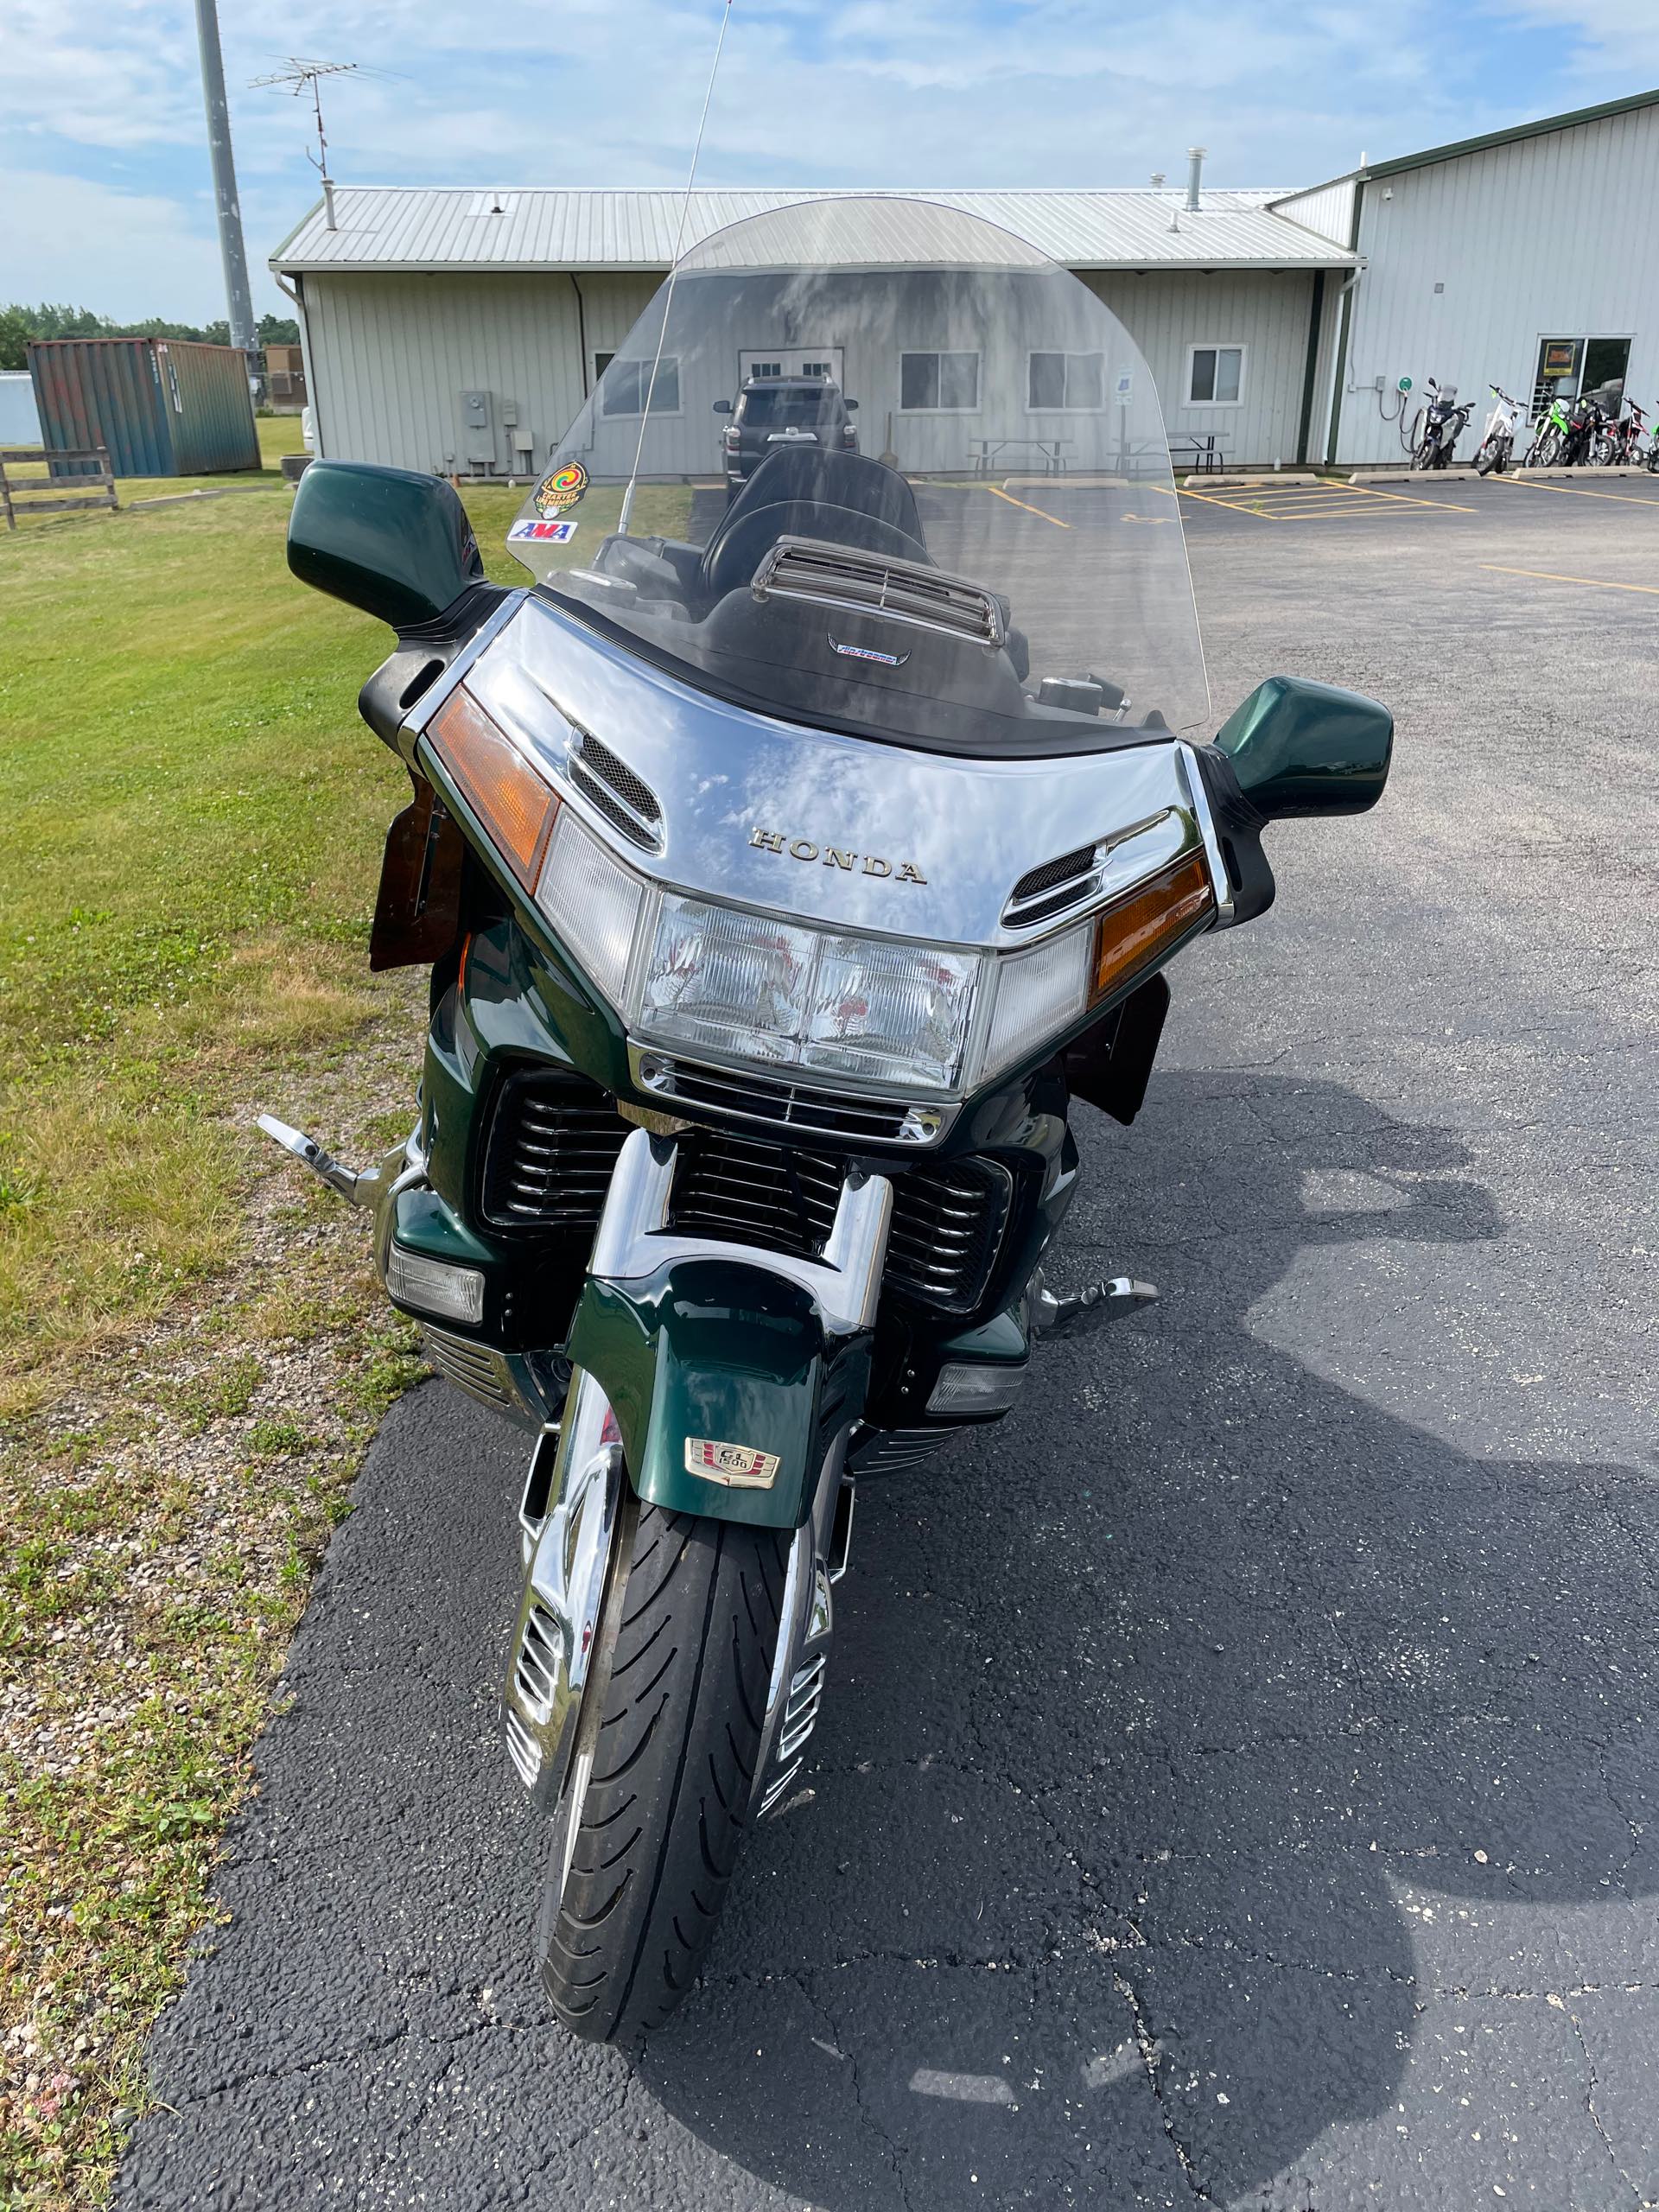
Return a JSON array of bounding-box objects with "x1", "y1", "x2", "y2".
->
[{"x1": 0, "y1": 455, "x2": 689, "y2": 2204}]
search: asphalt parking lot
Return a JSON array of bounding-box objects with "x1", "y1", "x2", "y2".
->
[{"x1": 118, "y1": 474, "x2": 1659, "y2": 2209}]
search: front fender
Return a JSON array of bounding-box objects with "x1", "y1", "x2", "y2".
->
[{"x1": 565, "y1": 1256, "x2": 868, "y2": 1529}]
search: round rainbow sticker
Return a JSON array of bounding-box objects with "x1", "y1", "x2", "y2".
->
[{"x1": 534, "y1": 461, "x2": 588, "y2": 516}]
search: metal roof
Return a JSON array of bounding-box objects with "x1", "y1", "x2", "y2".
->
[
  {"x1": 270, "y1": 186, "x2": 1352, "y2": 276},
  {"x1": 1273, "y1": 84, "x2": 1659, "y2": 204}
]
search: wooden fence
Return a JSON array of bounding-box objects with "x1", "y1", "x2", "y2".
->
[{"x1": 0, "y1": 447, "x2": 118, "y2": 531}]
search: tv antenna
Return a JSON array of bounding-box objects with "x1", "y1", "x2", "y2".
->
[{"x1": 251, "y1": 57, "x2": 362, "y2": 225}]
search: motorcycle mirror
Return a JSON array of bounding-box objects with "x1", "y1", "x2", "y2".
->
[
  {"x1": 1216, "y1": 675, "x2": 1394, "y2": 820},
  {"x1": 844, "y1": 397, "x2": 858, "y2": 410},
  {"x1": 712, "y1": 397, "x2": 734, "y2": 414},
  {"x1": 288, "y1": 461, "x2": 486, "y2": 631}
]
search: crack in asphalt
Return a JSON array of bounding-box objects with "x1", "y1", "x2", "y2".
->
[{"x1": 1111, "y1": 1967, "x2": 1217, "y2": 2206}]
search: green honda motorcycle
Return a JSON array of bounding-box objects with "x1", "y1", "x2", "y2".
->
[{"x1": 265, "y1": 199, "x2": 1392, "y2": 2044}]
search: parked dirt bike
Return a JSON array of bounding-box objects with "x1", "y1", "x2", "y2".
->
[
  {"x1": 1472, "y1": 385, "x2": 1522, "y2": 474},
  {"x1": 1595, "y1": 397, "x2": 1646, "y2": 466},
  {"x1": 1410, "y1": 378, "x2": 1472, "y2": 467},
  {"x1": 1561, "y1": 389, "x2": 1612, "y2": 467},
  {"x1": 1527, "y1": 394, "x2": 1573, "y2": 467},
  {"x1": 265, "y1": 200, "x2": 1392, "y2": 2046}
]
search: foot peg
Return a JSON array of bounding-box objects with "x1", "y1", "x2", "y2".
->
[
  {"x1": 256, "y1": 1114, "x2": 371, "y2": 1207},
  {"x1": 1032, "y1": 1272, "x2": 1159, "y2": 1338}
]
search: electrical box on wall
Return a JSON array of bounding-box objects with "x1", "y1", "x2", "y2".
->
[{"x1": 460, "y1": 388, "x2": 495, "y2": 468}]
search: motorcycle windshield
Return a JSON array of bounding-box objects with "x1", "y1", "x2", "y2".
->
[{"x1": 510, "y1": 198, "x2": 1210, "y2": 753}]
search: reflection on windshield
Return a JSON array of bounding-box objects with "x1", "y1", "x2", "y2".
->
[{"x1": 511, "y1": 200, "x2": 1211, "y2": 750}]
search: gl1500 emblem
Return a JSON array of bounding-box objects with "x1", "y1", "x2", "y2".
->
[{"x1": 750, "y1": 827, "x2": 927, "y2": 884}]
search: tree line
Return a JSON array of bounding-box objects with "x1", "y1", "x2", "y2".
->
[{"x1": 0, "y1": 306, "x2": 302, "y2": 374}]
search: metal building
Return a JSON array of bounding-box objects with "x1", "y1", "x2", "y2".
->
[
  {"x1": 1277, "y1": 87, "x2": 1659, "y2": 465},
  {"x1": 270, "y1": 184, "x2": 1351, "y2": 477},
  {"x1": 268, "y1": 88, "x2": 1659, "y2": 478}
]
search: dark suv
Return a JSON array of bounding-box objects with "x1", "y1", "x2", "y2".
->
[{"x1": 714, "y1": 376, "x2": 858, "y2": 497}]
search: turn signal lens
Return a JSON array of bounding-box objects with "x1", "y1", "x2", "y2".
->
[
  {"x1": 1090, "y1": 852, "x2": 1215, "y2": 1005},
  {"x1": 426, "y1": 684, "x2": 559, "y2": 889}
]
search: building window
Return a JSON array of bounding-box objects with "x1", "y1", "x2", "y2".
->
[
  {"x1": 600, "y1": 356, "x2": 681, "y2": 415},
  {"x1": 1186, "y1": 345, "x2": 1246, "y2": 406},
  {"x1": 592, "y1": 350, "x2": 615, "y2": 385},
  {"x1": 899, "y1": 351, "x2": 980, "y2": 411},
  {"x1": 1027, "y1": 351, "x2": 1105, "y2": 410}
]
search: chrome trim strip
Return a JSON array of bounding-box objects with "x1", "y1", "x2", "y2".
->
[
  {"x1": 589, "y1": 1128, "x2": 893, "y2": 1336},
  {"x1": 1176, "y1": 741, "x2": 1236, "y2": 928}
]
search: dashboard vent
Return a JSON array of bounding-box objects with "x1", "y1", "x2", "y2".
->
[{"x1": 752, "y1": 537, "x2": 1006, "y2": 651}]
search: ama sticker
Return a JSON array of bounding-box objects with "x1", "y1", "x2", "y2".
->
[
  {"x1": 534, "y1": 461, "x2": 588, "y2": 516},
  {"x1": 508, "y1": 518, "x2": 578, "y2": 544}
]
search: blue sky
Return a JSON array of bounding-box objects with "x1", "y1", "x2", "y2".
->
[{"x1": 1, "y1": 0, "x2": 1655, "y2": 321}]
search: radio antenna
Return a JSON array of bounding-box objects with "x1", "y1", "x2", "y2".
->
[{"x1": 618, "y1": 1, "x2": 734, "y2": 536}]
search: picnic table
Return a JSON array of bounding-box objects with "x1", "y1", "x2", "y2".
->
[{"x1": 969, "y1": 437, "x2": 1073, "y2": 477}]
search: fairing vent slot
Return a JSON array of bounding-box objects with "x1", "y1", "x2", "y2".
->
[
  {"x1": 751, "y1": 536, "x2": 1006, "y2": 652},
  {"x1": 481, "y1": 1069, "x2": 629, "y2": 1231},
  {"x1": 1003, "y1": 840, "x2": 1101, "y2": 929},
  {"x1": 850, "y1": 1425, "x2": 963, "y2": 1475},
  {"x1": 568, "y1": 728, "x2": 663, "y2": 854}
]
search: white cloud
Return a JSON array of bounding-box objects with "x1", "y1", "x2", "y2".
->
[
  {"x1": 0, "y1": 168, "x2": 223, "y2": 320},
  {"x1": 0, "y1": 0, "x2": 1650, "y2": 321}
]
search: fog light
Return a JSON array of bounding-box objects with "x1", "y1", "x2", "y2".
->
[
  {"x1": 926, "y1": 1362, "x2": 1027, "y2": 1416},
  {"x1": 386, "y1": 1243, "x2": 486, "y2": 1325}
]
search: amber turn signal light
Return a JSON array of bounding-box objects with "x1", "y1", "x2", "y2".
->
[
  {"x1": 425, "y1": 684, "x2": 559, "y2": 889},
  {"x1": 1090, "y1": 850, "x2": 1215, "y2": 1005}
]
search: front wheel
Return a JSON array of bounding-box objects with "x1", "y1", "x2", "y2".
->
[
  {"x1": 1475, "y1": 437, "x2": 1508, "y2": 476},
  {"x1": 537, "y1": 1498, "x2": 788, "y2": 2044}
]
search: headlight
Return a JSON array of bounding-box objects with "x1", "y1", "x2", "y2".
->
[{"x1": 637, "y1": 892, "x2": 978, "y2": 1091}]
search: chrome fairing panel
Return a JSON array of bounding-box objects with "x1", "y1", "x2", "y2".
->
[{"x1": 419, "y1": 594, "x2": 1224, "y2": 952}]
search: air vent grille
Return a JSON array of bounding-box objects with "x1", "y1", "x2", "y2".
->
[
  {"x1": 645, "y1": 1056, "x2": 922, "y2": 1145},
  {"x1": 480, "y1": 1070, "x2": 628, "y2": 1230},
  {"x1": 421, "y1": 1326, "x2": 524, "y2": 1415},
  {"x1": 568, "y1": 728, "x2": 662, "y2": 852},
  {"x1": 1003, "y1": 840, "x2": 1102, "y2": 929},
  {"x1": 752, "y1": 536, "x2": 1005, "y2": 651}
]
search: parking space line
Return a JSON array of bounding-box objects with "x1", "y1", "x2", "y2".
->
[
  {"x1": 987, "y1": 485, "x2": 1070, "y2": 527},
  {"x1": 1481, "y1": 563, "x2": 1659, "y2": 596},
  {"x1": 1332, "y1": 480, "x2": 1476, "y2": 512},
  {"x1": 1491, "y1": 474, "x2": 1659, "y2": 509}
]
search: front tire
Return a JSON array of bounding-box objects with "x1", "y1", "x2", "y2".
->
[{"x1": 537, "y1": 1498, "x2": 788, "y2": 2044}]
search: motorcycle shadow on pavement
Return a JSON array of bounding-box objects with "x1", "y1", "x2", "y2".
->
[{"x1": 639, "y1": 1070, "x2": 1659, "y2": 2209}]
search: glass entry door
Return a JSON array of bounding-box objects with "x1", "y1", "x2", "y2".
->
[{"x1": 1532, "y1": 335, "x2": 1631, "y2": 419}]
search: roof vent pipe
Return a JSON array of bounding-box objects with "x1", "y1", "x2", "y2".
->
[
  {"x1": 1150, "y1": 170, "x2": 1166, "y2": 188},
  {"x1": 322, "y1": 176, "x2": 337, "y2": 232},
  {"x1": 1185, "y1": 147, "x2": 1206, "y2": 212}
]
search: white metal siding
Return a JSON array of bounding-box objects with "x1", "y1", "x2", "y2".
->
[
  {"x1": 1089, "y1": 271, "x2": 1320, "y2": 467},
  {"x1": 304, "y1": 270, "x2": 656, "y2": 473},
  {"x1": 305, "y1": 265, "x2": 1320, "y2": 477},
  {"x1": 1269, "y1": 180, "x2": 1357, "y2": 251},
  {"x1": 1335, "y1": 105, "x2": 1659, "y2": 464}
]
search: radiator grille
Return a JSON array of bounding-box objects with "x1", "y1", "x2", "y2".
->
[
  {"x1": 480, "y1": 1070, "x2": 628, "y2": 1230},
  {"x1": 751, "y1": 536, "x2": 1005, "y2": 650},
  {"x1": 669, "y1": 1130, "x2": 843, "y2": 1256},
  {"x1": 669, "y1": 1131, "x2": 1007, "y2": 1312}
]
